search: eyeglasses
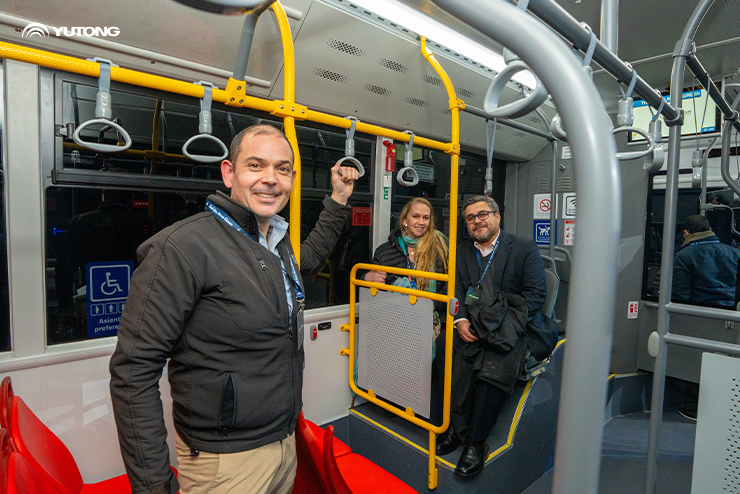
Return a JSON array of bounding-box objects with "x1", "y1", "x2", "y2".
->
[{"x1": 464, "y1": 210, "x2": 496, "y2": 223}]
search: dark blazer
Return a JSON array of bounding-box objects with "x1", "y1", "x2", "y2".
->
[{"x1": 455, "y1": 229, "x2": 547, "y2": 323}]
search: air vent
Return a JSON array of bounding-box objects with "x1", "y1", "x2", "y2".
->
[
  {"x1": 440, "y1": 108, "x2": 452, "y2": 116},
  {"x1": 363, "y1": 84, "x2": 392, "y2": 97},
  {"x1": 313, "y1": 68, "x2": 349, "y2": 84},
  {"x1": 559, "y1": 176, "x2": 574, "y2": 191},
  {"x1": 379, "y1": 58, "x2": 408, "y2": 73},
  {"x1": 456, "y1": 87, "x2": 476, "y2": 99},
  {"x1": 327, "y1": 38, "x2": 364, "y2": 57},
  {"x1": 421, "y1": 74, "x2": 444, "y2": 87},
  {"x1": 537, "y1": 177, "x2": 550, "y2": 193},
  {"x1": 405, "y1": 97, "x2": 428, "y2": 108}
]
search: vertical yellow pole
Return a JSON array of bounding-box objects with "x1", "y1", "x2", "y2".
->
[
  {"x1": 272, "y1": 1, "x2": 302, "y2": 266},
  {"x1": 421, "y1": 36, "x2": 461, "y2": 490}
]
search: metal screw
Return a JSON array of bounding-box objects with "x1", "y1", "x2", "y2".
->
[
  {"x1": 301, "y1": 110, "x2": 305, "y2": 114},
  {"x1": 291, "y1": 107, "x2": 295, "y2": 111},
  {"x1": 239, "y1": 99, "x2": 243, "y2": 104},
  {"x1": 230, "y1": 98, "x2": 235, "y2": 102},
  {"x1": 237, "y1": 85, "x2": 242, "y2": 90},
  {"x1": 280, "y1": 105, "x2": 284, "y2": 109}
]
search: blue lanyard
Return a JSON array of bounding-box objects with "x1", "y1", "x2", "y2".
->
[
  {"x1": 207, "y1": 200, "x2": 304, "y2": 301},
  {"x1": 475, "y1": 238, "x2": 499, "y2": 288},
  {"x1": 690, "y1": 239, "x2": 720, "y2": 246}
]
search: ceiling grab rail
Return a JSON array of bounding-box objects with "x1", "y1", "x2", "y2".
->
[
  {"x1": 72, "y1": 58, "x2": 132, "y2": 153},
  {"x1": 549, "y1": 26, "x2": 598, "y2": 142},
  {"x1": 432, "y1": 2, "x2": 621, "y2": 494},
  {"x1": 645, "y1": 98, "x2": 667, "y2": 173},
  {"x1": 182, "y1": 82, "x2": 229, "y2": 163},
  {"x1": 396, "y1": 131, "x2": 419, "y2": 187},
  {"x1": 484, "y1": 119, "x2": 497, "y2": 196},
  {"x1": 483, "y1": 47, "x2": 549, "y2": 119},
  {"x1": 335, "y1": 117, "x2": 365, "y2": 178},
  {"x1": 718, "y1": 92, "x2": 740, "y2": 238}
]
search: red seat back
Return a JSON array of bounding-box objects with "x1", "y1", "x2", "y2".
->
[
  {"x1": 9, "y1": 396, "x2": 82, "y2": 494},
  {"x1": 0, "y1": 377, "x2": 12, "y2": 430},
  {"x1": 2, "y1": 428, "x2": 64, "y2": 494},
  {"x1": 293, "y1": 411, "x2": 330, "y2": 494},
  {"x1": 323, "y1": 425, "x2": 353, "y2": 494}
]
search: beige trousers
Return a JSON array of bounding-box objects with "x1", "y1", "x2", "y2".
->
[{"x1": 175, "y1": 433, "x2": 297, "y2": 494}]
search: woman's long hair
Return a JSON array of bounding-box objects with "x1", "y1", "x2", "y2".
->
[{"x1": 398, "y1": 198, "x2": 449, "y2": 291}]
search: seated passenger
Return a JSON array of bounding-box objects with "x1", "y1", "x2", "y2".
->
[
  {"x1": 672, "y1": 214, "x2": 740, "y2": 309},
  {"x1": 363, "y1": 197, "x2": 449, "y2": 344},
  {"x1": 435, "y1": 195, "x2": 547, "y2": 478}
]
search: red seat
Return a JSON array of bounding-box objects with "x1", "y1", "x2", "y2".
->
[
  {"x1": 8, "y1": 395, "x2": 134, "y2": 494},
  {"x1": 323, "y1": 425, "x2": 418, "y2": 494},
  {"x1": 294, "y1": 411, "x2": 330, "y2": 494},
  {"x1": 0, "y1": 377, "x2": 13, "y2": 430},
  {"x1": 2, "y1": 427, "x2": 64, "y2": 494},
  {"x1": 305, "y1": 417, "x2": 352, "y2": 458}
]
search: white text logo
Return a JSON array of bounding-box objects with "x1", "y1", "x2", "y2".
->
[{"x1": 21, "y1": 22, "x2": 120, "y2": 38}]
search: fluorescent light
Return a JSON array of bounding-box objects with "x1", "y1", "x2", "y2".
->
[{"x1": 345, "y1": 0, "x2": 537, "y2": 89}]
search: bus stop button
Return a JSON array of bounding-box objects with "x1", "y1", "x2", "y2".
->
[{"x1": 449, "y1": 298, "x2": 459, "y2": 316}]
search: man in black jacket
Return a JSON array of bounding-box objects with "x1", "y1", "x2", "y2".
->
[
  {"x1": 435, "y1": 195, "x2": 546, "y2": 478},
  {"x1": 109, "y1": 124, "x2": 359, "y2": 494},
  {"x1": 672, "y1": 214, "x2": 740, "y2": 308}
]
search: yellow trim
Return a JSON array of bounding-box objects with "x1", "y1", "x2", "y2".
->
[{"x1": 349, "y1": 409, "x2": 457, "y2": 469}]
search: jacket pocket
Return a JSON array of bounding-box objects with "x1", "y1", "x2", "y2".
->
[{"x1": 218, "y1": 373, "x2": 236, "y2": 432}]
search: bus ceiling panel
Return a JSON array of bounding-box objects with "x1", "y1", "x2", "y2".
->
[
  {"x1": 0, "y1": 0, "x2": 311, "y2": 97},
  {"x1": 274, "y1": 0, "x2": 553, "y2": 159}
]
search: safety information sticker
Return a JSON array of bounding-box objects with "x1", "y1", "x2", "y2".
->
[
  {"x1": 533, "y1": 193, "x2": 558, "y2": 219},
  {"x1": 564, "y1": 220, "x2": 575, "y2": 246},
  {"x1": 628, "y1": 301, "x2": 639, "y2": 319},
  {"x1": 563, "y1": 193, "x2": 577, "y2": 219},
  {"x1": 86, "y1": 261, "x2": 133, "y2": 339},
  {"x1": 534, "y1": 220, "x2": 556, "y2": 245}
]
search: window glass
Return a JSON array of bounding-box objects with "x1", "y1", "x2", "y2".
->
[{"x1": 49, "y1": 78, "x2": 374, "y2": 343}]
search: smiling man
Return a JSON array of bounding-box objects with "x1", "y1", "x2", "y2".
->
[
  {"x1": 434, "y1": 195, "x2": 546, "y2": 478},
  {"x1": 110, "y1": 124, "x2": 358, "y2": 494}
]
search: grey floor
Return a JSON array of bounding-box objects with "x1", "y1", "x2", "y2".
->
[{"x1": 523, "y1": 409, "x2": 696, "y2": 494}]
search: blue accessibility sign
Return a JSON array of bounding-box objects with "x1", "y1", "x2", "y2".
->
[
  {"x1": 86, "y1": 261, "x2": 133, "y2": 339},
  {"x1": 534, "y1": 220, "x2": 557, "y2": 245}
]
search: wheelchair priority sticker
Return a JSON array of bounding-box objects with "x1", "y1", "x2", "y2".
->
[{"x1": 86, "y1": 261, "x2": 133, "y2": 338}]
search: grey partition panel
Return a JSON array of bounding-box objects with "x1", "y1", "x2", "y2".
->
[
  {"x1": 691, "y1": 353, "x2": 740, "y2": 493},
  {"x1": 357, "y1": 288, "x2": 433, "y2": 418}
]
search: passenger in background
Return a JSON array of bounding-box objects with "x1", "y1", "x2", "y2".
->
[
  {"x1": 364, "y1": 197, "x2": 449, "y2": 346},
  {"x1": 110, "y1": 124, "x2": 359, "y2": 494},
  {"x1": 435, "y1": 195, "x2": 548, "y2": 478},
  {"x1": 672, "y1": 214, "x2": 740, "y2": 309}
]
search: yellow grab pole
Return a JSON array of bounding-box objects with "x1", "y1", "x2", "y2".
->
[
  {"x1": 421, "y1": 36, "x2": 461, "y2": 490},
  {"x1": 272, "y1": 1, "x2": 302, "y2": 266}
]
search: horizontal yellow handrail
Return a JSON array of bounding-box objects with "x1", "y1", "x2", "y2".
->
[
  {"x1": 351, "y1": 263, "x2": 450, "y2": 282},
  {"x1": 0, "y1": 41, "x2": 453, "y2": 153}
]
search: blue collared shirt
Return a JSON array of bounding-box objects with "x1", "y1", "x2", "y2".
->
[{"x1": 258, "y1": 215, "x2": 294, "y2": 315}]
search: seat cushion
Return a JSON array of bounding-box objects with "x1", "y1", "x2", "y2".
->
[{"x1": 335, "y1": 453, "x2": 417, "y2": 493}]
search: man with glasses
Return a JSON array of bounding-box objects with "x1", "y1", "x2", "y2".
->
[{"x1": 435, "y1": 195, "x2": 547, "y2": 478}]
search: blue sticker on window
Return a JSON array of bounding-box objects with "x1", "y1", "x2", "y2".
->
[
  {"x1": 86, "y1": 261, "x2": 133, "y2": 338},
  {"x1": 534, "y1": 220, "x2": 557, "y2": 245}
]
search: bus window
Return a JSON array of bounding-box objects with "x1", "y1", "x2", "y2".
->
[{"x1": 48, "y1": 75, "x2": 374, "y2": 343}]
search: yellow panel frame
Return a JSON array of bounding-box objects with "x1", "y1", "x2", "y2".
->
[{"x1": 344, "y1": 37, "x2": 460, "y2": 490}]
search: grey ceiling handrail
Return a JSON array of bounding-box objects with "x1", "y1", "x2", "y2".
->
[
  {"x1": 396, "y1": 130, "x2": 419, "y2": 187},
  {"x1": 483, "y1": 49, "x2": 550, "y2": 119},
  {"x1": 336, "y1": 117, "x2": 366, "y2": 178},
  {"x1": 431, "y1": 3, "x2": 621, "y2": 494}
]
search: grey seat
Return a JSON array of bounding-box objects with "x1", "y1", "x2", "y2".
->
[{"x1": 540, "y1": 256, "x2": 560, "y2": 318}]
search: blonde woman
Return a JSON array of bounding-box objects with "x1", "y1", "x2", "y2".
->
[{"x1": 364, "y1": 197, "x2": 449, "y2": 340}]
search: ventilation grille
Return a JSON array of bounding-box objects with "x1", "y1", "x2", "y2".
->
[
  {"x1": 405, "y1": 97, "x2": 428, "y2": 108},
  {"x1": 440, "y1": 108, "x2": 452, "y2": 116},
  {"x1": 537, "y1": 177, "x2": 550, "y2": 193},
  {"x1": 421, "y1": 74, "x2": 444, "y2": 87},
  {"x1": 327, "y1": 38, "x2": 364, "y2": 57},
  {"x1": 313, "y1": 68, "x2": 349, "y2": 84},
  {"x1": 363, "y1": 84, "x2": 392, "y2": 97},
  {"x1": 558, "y1": 176, "x2": 574, "y2": 191},
  {"x1": 725, "y1": 378, "x2": 740, "y2": 492},
  {"x1": 456, "y1": 87, "x2": 476, "y2": 99},
  {"x1": 379, "y1": 58, "x2": 408, "y2": 73}
]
